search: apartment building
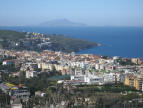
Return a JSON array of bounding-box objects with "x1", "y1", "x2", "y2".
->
[
  {"x1": 0, "y1": 83, "x2": 30, "y2": 99},
  {"x1": 124, "y1": 75, "x2": 143, "y2": 91}
]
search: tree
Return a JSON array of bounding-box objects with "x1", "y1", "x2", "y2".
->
[{"x1": 95, "y1": 98, "x2": 104, "y2": 108}]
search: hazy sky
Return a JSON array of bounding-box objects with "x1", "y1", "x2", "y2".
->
[{"x1": 0, "y1": 0, "x2": 143, "y2": 26}]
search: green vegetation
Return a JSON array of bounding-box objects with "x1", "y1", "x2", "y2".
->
[
  {"x1": 0, "y1": 30, "x2": 98, "y2": 52},
  {"x1": 48, "y1": 75, "x2": 70, "y2": 81},
  {"x1": 49, "y1": 35, "x2": 97, "y2": 52},
  {"x1": 74, "y1": 83, "x2": 137, "y2": 93},
  {"x1": 119, "y1": 60, "x2": 135, "y2": 66},
  {"x1": 1, "y1": 71, "x2": 61, "y2": 95},
  {"x1": 116, "y1": 59, "x2": 136, "y2": 66},
  {"x1": 0, "y1": 30, "x2": 25, "y2": 40},
  {"x1": 0, "y1": 64, "x2": 20, "y2": 72},
  {"x1": 0, "y1": 89, "x2": 10, "y2": 107}
]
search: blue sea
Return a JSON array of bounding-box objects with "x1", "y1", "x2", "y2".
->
[{"x1": 0, "y1": 26, "x2": 143, "y2": 58}]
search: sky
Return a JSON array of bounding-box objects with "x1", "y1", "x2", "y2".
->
[{"x1": 0, "y1": 0, "x2": 143, "y2": 26}]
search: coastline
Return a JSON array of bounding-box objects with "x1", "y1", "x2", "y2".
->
[{"x1": 0, "y1": 26, "x2": 143, "y2": 58}]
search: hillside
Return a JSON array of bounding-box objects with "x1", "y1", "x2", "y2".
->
[
  {"x1": 49, "y1": 35, "x2": 97, "y2": 52},
  {"x1": 0, "y1": 30, "x2": 26, "y2": 40},
  {"x1": 0, "y1": 30, "x2": 98, "y2": 52}
]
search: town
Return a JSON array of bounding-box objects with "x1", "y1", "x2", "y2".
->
[{"x1": 0, "y1": 41, "x2": 143, "y2": 107}]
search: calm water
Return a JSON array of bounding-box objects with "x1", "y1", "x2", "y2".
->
[{"x1": 0, "y1": 26, "x2": 143, "y2": 58}]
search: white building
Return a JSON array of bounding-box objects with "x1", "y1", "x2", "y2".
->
[
  {"x1": 3, "y1": 60, "x2": 15, "y2": 66},
  {"x1": 113, "y1": 56, "x2": 119, "y2": 60},
  {"x1": 95, "y1": 64, "x2": 100, "y2": 70},
  {"x1": 71, "y1": 75, "x2": 104, "y2": 85},
  {"x1": 103, "y1": 73, "x2": 121, "y2": 84},
  {"x1": 26, "y1": 71, "x2": 37, "y2": 78},
  {"x1": 103, "y1": 73, "x2": 114, "y2": 84}
]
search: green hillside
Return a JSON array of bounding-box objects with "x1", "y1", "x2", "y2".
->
[
  {"x1": 49, "y1": 35, "x2": 97, "y2": 52},
  {"x1": 0, "y1": 30, "x2": 26, "y2": 40},
  {"x1": 0, "y1": 30, "x2": 98, "y2": 52}
]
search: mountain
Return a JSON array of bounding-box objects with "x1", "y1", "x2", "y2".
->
[{"x1": 38, "y1": 19, "x2": 86, "y2": 27}]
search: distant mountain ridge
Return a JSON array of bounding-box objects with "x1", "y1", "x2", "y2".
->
[{"x1": 38, "y1": 19, "x2": 86, "y2": 27}]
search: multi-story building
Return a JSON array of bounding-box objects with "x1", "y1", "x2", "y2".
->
[
  {"x1": 0, "y1": 83, "x2": 30, "y2": 100},
  {"x1": 71, "y1": 75, "x2": 104, "y2": 85},
  {"x1": 124, "y1": 75, "x2": 143, "y2": 91},
  {"x1": 134, "y1": 76, "x2": 143, "y2": 90},
  {"x1": 131, "y1": 58, "x2": 142, "y2": 65},
  {"x1": 124, "y1": 75, "x2": 135, "y2": 86}
]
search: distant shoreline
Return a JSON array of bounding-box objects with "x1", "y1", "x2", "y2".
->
[{"x1": 0, "y1": 26, "x2": 143, "y2": 58}]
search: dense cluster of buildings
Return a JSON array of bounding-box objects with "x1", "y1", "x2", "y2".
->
[
  {"x1": 0, "y1": 48, "x2": 143, "y2": 92},
  {"x1": 6, "y1": 32, "x2": 51, "y2": 51},
  {"x1": 0, "y1": 44, "x2": 143, "y2": 108}
]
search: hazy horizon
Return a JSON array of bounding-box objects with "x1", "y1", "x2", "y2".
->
[{"x1": 1, "y1": 0, "x2": 143, "y2": 27}]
